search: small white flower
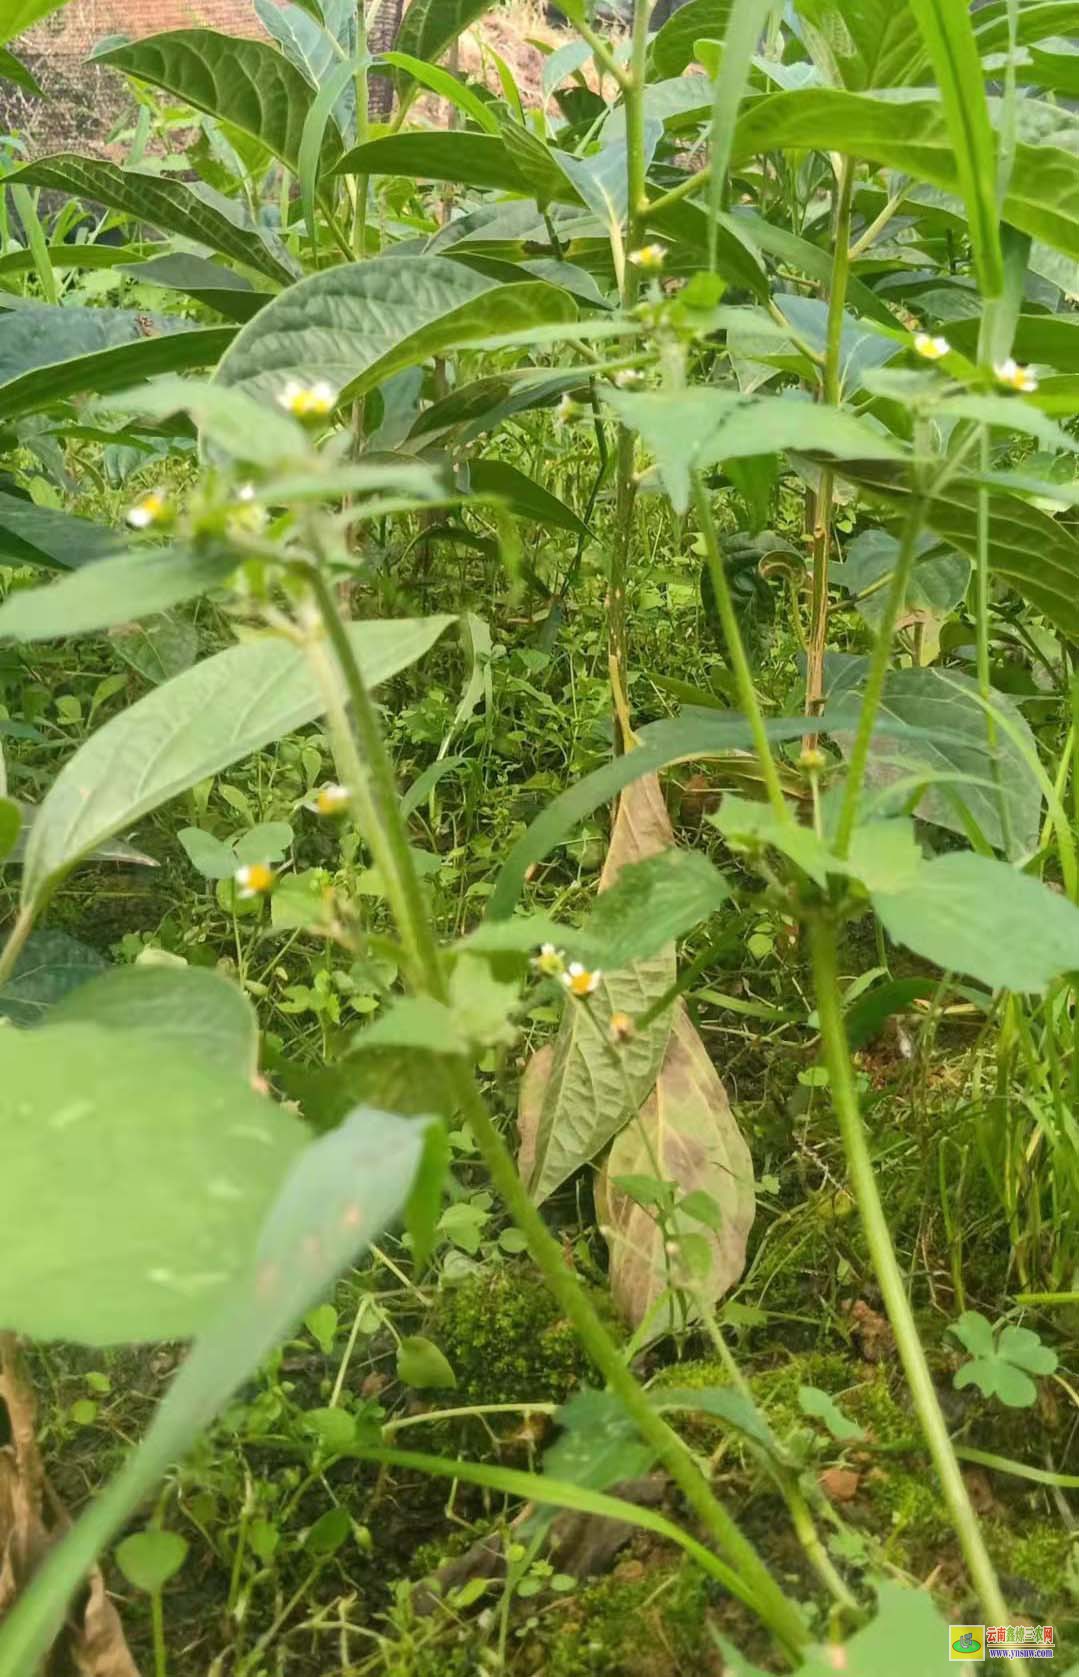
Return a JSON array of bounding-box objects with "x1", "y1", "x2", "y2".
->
[
  {"x1": 555, "y1": 393, "x2": 580, "y2": 426},
  {"x1": 612, "y1": 368, "x2": 644, "y2": 389},
  {"x1": 306, "y1": 783, "x2": 350, "y2": 816},
  {"x1": 561, "y1": 961, "x2": 602, "y2": 997},
  {"x1": 532, "y1": 942, "x2": 566, "y2": 978},
  {"x1": 914, "y1": 332, "x2": 950, "y2": 361},
  {"x1": 235, "y1": 861, "x2": 275, "y2": 898},
  {"x1": 237, "y1": 483, "x2": 257, "y2": 502},
  {"x1": 276, "y1": 379, "x2": 339, "y2": 419},
  {"x1": 629, "y1": 243, "x2": 667, "y2": 271},
  {"x1": 126, "y1": 490, "x2": 168, "y2": 529},
  {"x1": 995, "y1": 357, "x2": 1038, "y2": 394}
]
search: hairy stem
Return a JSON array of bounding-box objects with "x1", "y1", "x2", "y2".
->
[
  {"x1": 691, "y1": 473, "x2": 791, "y2": 824},
  {"x1": 809, "y1": 915, "x2": 1008, "y2": 1624}
]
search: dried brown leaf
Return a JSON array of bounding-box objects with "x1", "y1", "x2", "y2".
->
[{"x1": 598, "y1": 1004, "x2": 755, "y2": 1337}]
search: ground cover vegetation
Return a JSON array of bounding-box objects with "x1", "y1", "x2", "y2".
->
[{"x1": 3, "y1": 0, "x2": 1079, "y2": 1670}]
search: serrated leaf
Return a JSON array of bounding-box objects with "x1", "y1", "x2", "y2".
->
[
  {"x1": 215, "y1": 255, "x2": 575, "y2": 414},
  {"x1": 3, "y1": 157, "x2": 294, "y2": 285},
  {"x1": 873, "y1": 853, "x2": 1079, "y2": 993},
  {"x1": 0, "y1": 1022, "x2": 308, "y2": 1342},
  {"x1": 93, "y1": 30, "x2": 343, "y2": 175},
  {"x1": 21, "y1": 616, "x2": 454, "y2": 913},
  {"x1": 49, "y1": 966, "x2": 258, "y2": 1079},
  {"x1": 597, "y1": 1003, "x2": 754, "y2": 1338}
]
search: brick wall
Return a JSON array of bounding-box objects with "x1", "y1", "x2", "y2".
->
[{"x1": 5, "y1": 0, "x2": 269, "y2": 154}]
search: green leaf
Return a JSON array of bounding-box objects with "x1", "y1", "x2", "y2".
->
[
  {"x1": 404, "y1": 1122, "x2": 450, "y2": 1271},
  {"x1": 906, "y1": 0, "x2": 1002, "y2": 295},
  {"x1": 0, "y1": 305, "x2": 233, "y2": 424},
  {"x1": 585, "y1": 850, "x2": 731, "y2": 968},
  {"x1": 3, "y1": 156, "x2": 295, "y2": 285},
  {"x1": 115, "y1": 1530, "x2": 188, "y2": 1595},
  {"x1": 950, "y1": 1310, "x2": 1057, "y2": 1408},
  {"x1": 649, "y1": 0, "x2": 733, "y2": 77},
  {"x1": 873, "y1": 853, "x2": 1079, "y2": 993},
  {"x1": 0, "y1": 44, "x2": 40, "y2": 92},
  {"x1": 335, "y1": 131, "x2": 532, "y2": 194},
  {"x1": 717, "y1": 1581, "x2": 951, "y2": 1676},
  {"x1": 382, "y1": 52, "x2": 499, "y2": 133},
  {"x1": 392, "y1": 0, "x2": 494, "y2": 90},
  {"x1": 0, "y1": 1106, "x2": 429, "y2": 1676},
  {"x1": 828, "y1": 662, "x2": 1042, "y2": 857},
  {"x1": 107, "y1": 377, "x2": 308, "y2": 467},
  {"x1": 927, "y1": 485, "x2": 1079, "y2": 642},
  {"x1": 396, "y1": 1334, "x2": 457, "y2": 1390},
  {"x1": 0, "y1": 929, "x2": 107, "y2": 1027},
  {"x1": 359, "y1": 995, "x2": 466, "y2": 1054},
  {"x1": 215, "y1": 255, "x2": 576, "y2": 413},
  {"x1": 465, "y1": 457, "x2": 590, "y2": 538},
  {"x1": 305, "y1": 1302, "x2": 338, "y2": 1353},
  {"x1": 0, "y1": 1022, "x2": 308, "y2": 1342},
  {"x1": 179, "y1": 825, "x2": 240, "y2": 880},
  {"x1": 798, "y1": 1385, "x2": 866, "y2": 1442},
  {"x1": 119, "y1": 255, "x2": 264, "y2": 324},
  {"x1": 49, "y1": 965, "x2": 259, "y2": 1079},
  {"x1": 0, "y1": 492, "x2": 122, "y2": 573},
  {"x1": 544, "y1": 1388, "x2": 656, "y2": 1492},
  {"x1": 0, "y1": 545, "x2": 239, "y2": 642},
  {"x1": 21, "y1": 616, "x2": 455, "y2": 914},
  {"x1": 606, "y1": 386, "x2": 903, "y2": 514},
  {"x1": 111, "y1": 614, "x2": 199, "y2": 686},
  {"x1": 305, "y1": 1506, "x2": 352, "y2": 1554},
  {"x1": 255, "y1": 0, "x2": 357, "y2": 141},
  {"x1": 0, "y1": 798, "x2": 20, "y2": 864},
  {"x1": 732, "y1": 89, "x2": 1079, "y2": 268},
  {"x1": 833, "y1": 527, "x2": 970, "y2": 630},
  {"x1": 0, "y1": 0, "x2": 72, "y2": 44},
  {"x1": 93, "y1": 30, "x2": 342, "y2": 175},
  {"x1": 797, "y1": 0, "x2": 925, "y2": 90},
  {"x1": 300, "y1": 53, "x2": 358, "y2": 261}
]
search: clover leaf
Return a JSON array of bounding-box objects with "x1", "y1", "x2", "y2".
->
[{"x1": 949, "y1": 1311, "x2": 1057, "y2": 1408}]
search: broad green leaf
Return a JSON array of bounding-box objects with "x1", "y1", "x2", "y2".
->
[
  {"x1": 649, "y1": 0, "x2": 733, "y2": 77},
  {"x1": 0, "y1": 929, "x2": 106, "y2": 1027},
  {"x1": 0, "y1": 492, "x2": 121, "y2": 572},
  {"x1": 544, "y1": 1388, "x2": 655, "y2": 1492},
  {"x1": 49, "y1": 965, "x2": 259, "y2": 1079},
  {"x1": 873, "y1": 853, "x2": 1079, "y2": 992},
  {"x1": 21, "y1": 615, "x2": 455, "y2": 912},
  {"x1": 521, "y1": 777, "x2": 676, "y2": 1205},
  {"x1": 0, "y1": 798, "x2": 19, "y2": 864},
  {"x1": 827, "y1": 662, "x2": 1042, "y2": 857},
  {"x1": 299, "y1": 54, "x2": 358, "y2": 260},
  {"x1": 0, "y1": 44, "x2": 40, "y2": 92},
  {"x1": 0, "y1": 1106, "x2": 426, "y2": 1677},
  {"x1": 731, "y1": 89, "x2": 1079, "y2": 267},
  {"x1": 0, "y1": 0, "x2": 72, "y2": 44},
  {"x1": 606, "y1": 386, "x2": 903, "y2": 514},
  {"x1": 93, "y1": 30, "x2": 342, "y2": 175},
  {"x1": 119, "y1": 255, "x2": 264, "y2": 324},
  {"x1": 925, "y1": 484, "x2": 1079, "y2": 641},
  {"x1": 585, "y1": 849, "x2": 731, "y2": 968},
  {"x1": 833, "y1": 527, "x2": 970, "y2": 630},
  {"x1": 255, "y1": 0, "x2": 357, "y2": 141},
  {"x1": 396, "y1": 1334, "x2": 457, "y2": 1389},
  {"x1": 947, "y1": 310, "x2": 1079, "y2": 371},
  {"x1": 393, "y1": 0, "x2": 495, "y2": 90},
  {"x1": 111, "y1": 614, "x2": 199, "y2": 686},
  {"x1": 797, "y1": 0, "x2": 926, "y2": 90},
  {"x1": 906, "y1": 0, "x2": 1002, "y2": 296},
  {"x1": 950, "y1": 1310, "x2": 1057, "y2": 1408},
  {"x1": 335, "y1": 131, "x2": 532, "y2": 194},
  {"x1": 3, "y1": 156, "x2": 295, "y2": 285},
  {"x1": 705, "y1": 0, "x2": 775, "y2": 273},
  {"x1": 0, "y1": 305, "x2": 233, "y2": 424},
  {"x1": 974, "y1": 2, "x2": 1079, "y2": 54},
  {"x1": 718, "y1": 1582, "x2": 951, "y2": 1676},
  {"x1": 107, "y1": 377, "x2": 308, "y2": 467},
  {"x1": 115, "y1": 1530, "x2": 188, "y2": 1594},
  {"x1": 0, "y1": 1022, "x2": 308, "y2": 1342},
  {"x1": 465, "y1": 457, "x2": 589, "y2": 538},
  {"x1": 381, "y1": 51, "x2": 499, "y2": 133},
  {"x1": 216, "y1": 255, "x2": 576, "y2": 412},
  {"x1": 0, "y1": 544, "x2": 239, "y2": 641},
  {"x1": 599, "y1": 1002, "x2": 755, "y2": 1337}
]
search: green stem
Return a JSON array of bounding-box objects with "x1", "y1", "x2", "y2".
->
[
  {"x1": 804, "y1": 159, "x2": 854, "y2": 730},
  {"x1": 974, "y1": 427, "x2": 1012, "y2": 855},
  {"x1": 691, "y1": 472, "x2": 791, "y2": 825},
  {"x1": 833, "y1": 498, "x2": 926, "y2": 857},
  {"x1": 151, "y1": 1591, "x2": 167, "y2": 1677},
  {"x1": 306, "y1": 568, "x2": 808, "y2": 1661},
  {"x1": 809, "y1": 916, "x2": 1008, "y2": 1624},
  {"x1": 0, "y1": 905, "x2": 33, "y2": 990}
]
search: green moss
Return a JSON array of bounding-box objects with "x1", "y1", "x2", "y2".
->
[
  {"x1": 987, "y1": 1519, "x2": 1077, "y2": 1596},
  {"x1": 535, "y1": 1560, "x2": 715, "y2": 1677},
  {"x1": 426, "y1": 1264, "x2": 619, "y2": 1406}
]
